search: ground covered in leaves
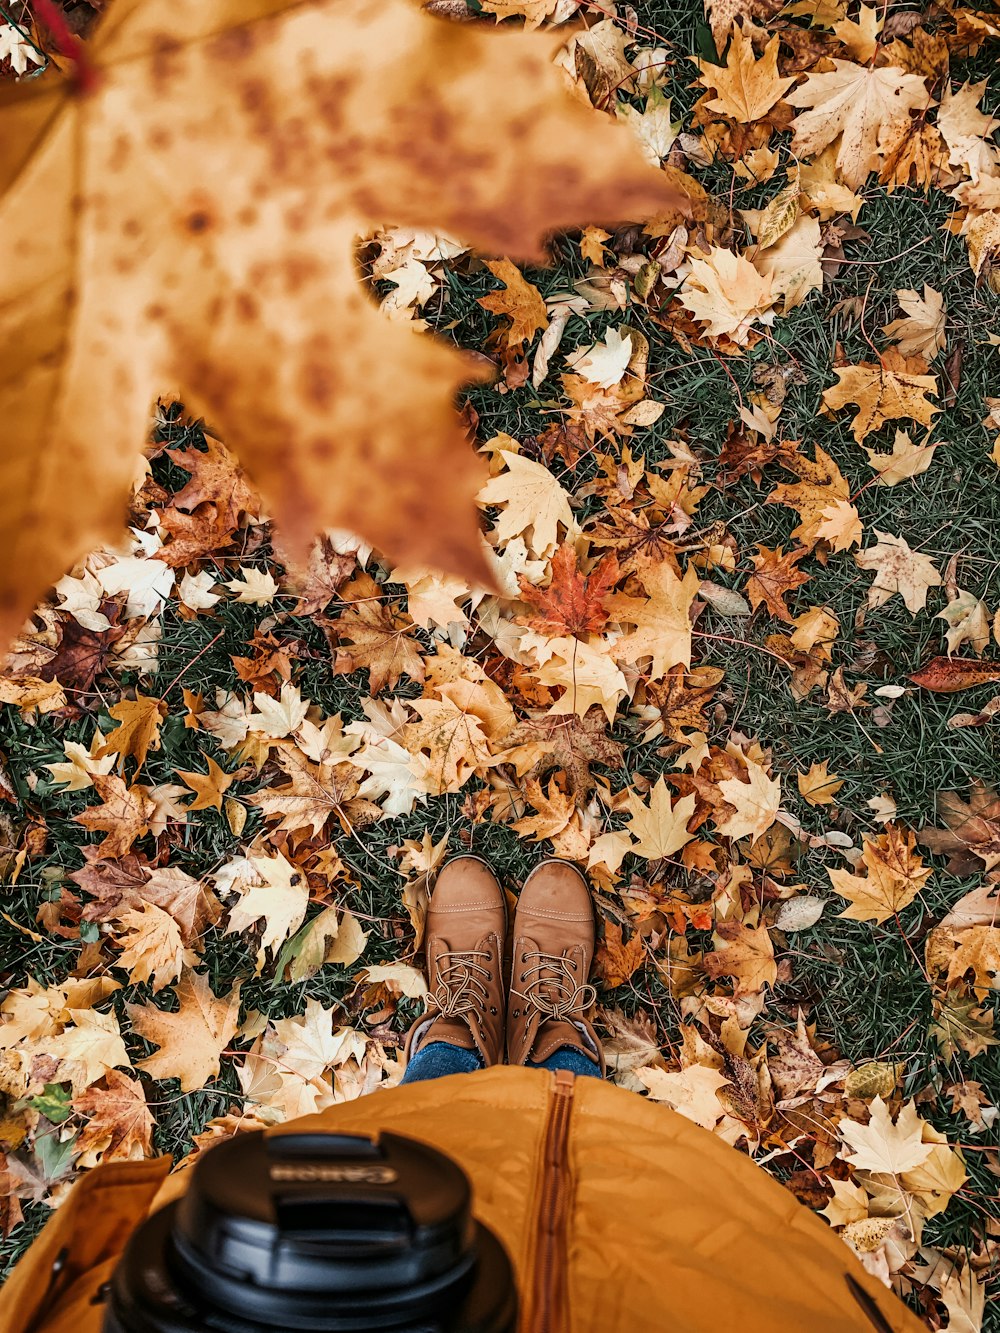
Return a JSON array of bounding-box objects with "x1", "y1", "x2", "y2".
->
[{"x1": 2, "y1": 0, "x2": 1000, "y2": 1327}]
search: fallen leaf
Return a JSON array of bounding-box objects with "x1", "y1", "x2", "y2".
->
[
  {"x1": 919, "y1": 782, "x2": 1000, "y2": 874},
  {"x1": 677, "y1": 246, "x2": 776, "y2": 344},
  {"x1": 74, "y1": 775, "x2": 155, "y2": 858},
  {"x1": 828, "y1": 824, "x2": 931, "y2": 923},
  {"x1": 855, "y1": 531, "x2": 942, "y2": 615},
  {"x1": 0, "y1": 0, "x2": 688, "y2": 648},
  {"x1": 177, "y1": 754, "x2": 235, "y2": 812},
  {"x1": 839, "y1": 1096, "x2": 934, "y2": 1174},
  {"x1": 567, "y1": 328, "x2": 633, "y2": 389},
  {"x1": 97, "y1": 693, "x2": 166, "y2": 771},
  {"x1": 625, "y1": 780, "x2": 696, "y2": 860},
  {"x1": 73, "y1": 1070, "x2": 155, "y2": 1162},
  {"x1": 477, "y1": 449, "x2": 575, "y2": 559},
  {"x1": 746, "y1": 545, "x2": 810, "y2": 622},
  {"x1": 822, "y1": 355, "x2": 938, "y2": 443},
  {"x1": 129, "y1": 969, "x2": 242, "y2": 1092},
  {"x1": 909, "y1": 657, "x2": 1000, "y2": 692},
  {"x1": 863, "y1": 430, "x2": 938, "y2": 486},
  {"x1": 716, "y1": 759, "x2": 781, "y2": 842},
  {"x1": 787, "y1": 62, "x2": 931, "y2": 189},
  {"x1": 477, "y1": 259, "x2": 548, "y2": 347},
  {"x1": 636, "y1": 1063, "x2": 730, "y2": 1128},
  {"x1": 115, "y1": 902, "x2": 190, "y2": 992},
  {"x1": 326, "y1": 580, "x2": 423, "y2": 697},
  {"x1": 882, "y1": 285, "x2": 946, "y2": 358},
  {"x1": 519, "y1": 544, "x2": 618, "y2": 636},
  {"x1": 797, "y1": 760, "x2": 844, "y2": 806},
  {"x1": 936, "y1": 592, "x2": 992, "y2": 657},
  {"x1": 697, "y1": 25, "x2": 794, "y2": 124},
  {"x1": 225, "y1": 851, "x2": 310, "y2": 973},
  {"x1": 704, "y1": 920, "x2": 777, "y2": 995},
  {"x1": 609, "y1": 561, "x2": 700, "y2": 679}
]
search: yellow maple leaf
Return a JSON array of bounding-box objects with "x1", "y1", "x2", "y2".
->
[
  {"x1": 822, "y1": 354, "x2": 939, "y2": 443},
  {"x1": 716, "y1": 759, "x2": 781, "y2": 842},
  {"x1": 403, "y1": 697, "x2": 494, "y2": 794},
  {"x1": 0, "y1": 0, "x2": 688, "y2": 649},
  {"x1": 697, "y1": 25, "x2": 794, "y2": 124},
  {"x1": 766, "y1": 444, "x2": 860, "y2": 551},
  {"x1": 477, "y1": 259, "x2": 549, "y2": 348},
  {"x1": 129, "y1": 969, "x2": 242, "y2": 1092},
  {"x1": 677, "y1": 246, "x2": 776, "y2": 344},
  {"x1": 609, "y1": 562, "x2": 700, "y2": 680},
  {"x1": 477, "y1": 449, "x2": 575, "y2": 558},
  {"x1": 855, "y1": 530, "x2": 942, "y2": 615},
  {"x1": 635, "y1": 1063, "x2": 730, "y2": 1129},
  {"x1": 882, "y1": 285, "x2": 946, "y2": 359},
  {"x1": 225, "y1": 851, "x2": 310, "y2": 973},
  {"x1": 787, "y1": 61, "x2": 931, "y2": 189},
  {"x1": 863, "y1": 429, "x2": 938, "y2": 486},
  {"x1": 797, "y1": 760, "x2": 844, "y2": 806},
  {"x1": 625, "y1": 780, "x2": 697, "y2": 860},
  {"x1": 945, "y1": 925, "x2": 1000, "y2": 999},
  {"x1": 177, "y1": 754, "x2": 235, "y2": 812},
  {"x1": 115, "y1": 902, "x2": 193, "y2": 993},
  {"x1": 703, "y1": 920, "x2": 778, "y2": 996},
  {"x1": 98, "y1": 693, "x2": 167, "y2": 771},
  {"x1": 829, "y1": 824, "x2": 931, "y2": 923}
]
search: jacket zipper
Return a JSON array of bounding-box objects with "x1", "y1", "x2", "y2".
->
[{"x1": 530, "y1": 1069, "x2": 575, "y2": 1333}]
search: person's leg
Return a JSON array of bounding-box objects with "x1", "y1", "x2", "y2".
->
[
  {"x1": 531, "y1": 1046, "x2": 603, "y2": 1079},
  {"x1": 401, "y1": 1041, "x2": 483, "y2": 1084},
  {"x1": 402, "y1": 857, "x2": 507, "y2": 1078}
]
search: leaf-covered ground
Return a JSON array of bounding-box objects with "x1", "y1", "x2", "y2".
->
[{"x1": 2, "y1": 0, "x2": 1000, "y2": 1327}]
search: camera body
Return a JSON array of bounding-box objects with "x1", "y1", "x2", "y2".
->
[{"x1": 103, "y1": 1129, "x2": 517, "y2": 1333}]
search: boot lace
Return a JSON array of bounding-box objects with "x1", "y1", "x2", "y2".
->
[
  {"x1": 513, "y1": 950, "x2": 596, "y2": 1022},
  {"x1": 432, "y1": 949, "x2": 493, "y2": 1019}
]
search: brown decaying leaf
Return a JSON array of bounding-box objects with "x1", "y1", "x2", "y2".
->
[
  {"x1": 909, "y1": 657, "x2": 1000, "y2": 693},
  {"x1": 0, "y1": 0, "x2": 689, "y2": 650}
]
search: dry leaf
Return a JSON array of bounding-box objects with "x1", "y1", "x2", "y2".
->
[
  {"x1": 828, "y1": 824, "x2": 931, "y2": 923},
  {"x1": 0, "y1": 0, "x2": 689, "y2": 648},
  {"x1": 129, "y1": 969, "x2": 242, "y2": 1092},
  {"x1": 797, "y1": 761, "x2": 844, "y2": 806},
  {"x1": 839, "y1": 1096, "x2": 934, "y2": 1174},
  {"x1": 787, "y1": 62, "x2": 931, "y2": 189},
  {"x1": 704, "y1": 920, "x2": 778, "y2": 995},
  {"x1": 698, "y1": 26, "x2": 794, "y2": 124},
  {"x1": 822, "y1": 356, "x2": 938, "y2": 443},
  {"x1": 882, "y1": 285, "x2": 946, "y2": 358},
  {"x1": 624, "y1": 780, "x2": 696, "y2": 860},
  {"x1": 863, "y1": 429, "x2": 938, "y2": 486},
  {"x1": 855, "y1": 531, "x2": 942, "y2": 615}
]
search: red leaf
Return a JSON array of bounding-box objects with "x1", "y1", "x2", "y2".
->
[
  {"x1": 518, "y1": 545, "x2": 619, "y2": 636},
  {"x1": 909, "y1": 658, "x2": 1000, "y2": 693}
]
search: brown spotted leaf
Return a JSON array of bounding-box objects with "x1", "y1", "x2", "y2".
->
[
  {"x1": 0, "y1": 0, "x2": 689, "y2": 648},
  {"x1": 909, "y1": 657, "x2": 1000, "y2": 693}
]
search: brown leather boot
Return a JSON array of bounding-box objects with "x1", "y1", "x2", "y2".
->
[
  {"x1": 507, "y1": 860, "x2": 605, "y2": 1074},
  {"x1": 404, "y1": 855, "x2": 507, "y2": 1068}
]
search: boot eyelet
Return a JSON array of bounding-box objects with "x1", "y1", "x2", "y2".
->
[
  {"x1": 513, "y1": 1008, "x2": 520, "y2": 1017},
  {"x1": 490, "y1": 1006, "x2": 498, "y2": 1015}
]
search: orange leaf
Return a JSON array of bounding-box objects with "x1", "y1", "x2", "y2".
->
[
  {"x1": 909, "y1": 657, "x2": 1000, "y2": 693},
  {"x1": 519, "y1": 545, "x2": 619, "y2": 636}
]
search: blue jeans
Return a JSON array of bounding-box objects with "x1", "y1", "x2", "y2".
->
[{"x1": 402, "y1": 1041, "x2": 602, "y2": 1084}]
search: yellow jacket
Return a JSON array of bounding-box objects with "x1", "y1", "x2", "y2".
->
[{"x1": 2, "y1": 1068, "x2": 925, "y2": 1333}]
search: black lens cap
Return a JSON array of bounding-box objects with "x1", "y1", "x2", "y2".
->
[{"x1": 168, "y1": 1130, "x2": 481, "y2": 1327}]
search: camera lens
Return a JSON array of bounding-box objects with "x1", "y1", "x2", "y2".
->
[{"x1": 103, "y1": 1130, "x2": 517, "y2": 1333}]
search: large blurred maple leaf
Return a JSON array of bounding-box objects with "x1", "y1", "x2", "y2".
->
[{"x1": 0, "y1": 0, "x2": 689, "y2": 645}]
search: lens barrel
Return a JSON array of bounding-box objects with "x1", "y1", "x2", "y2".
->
[{"x1": 102, "y1": 1130, "x2": 517, "y2": 1333}]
